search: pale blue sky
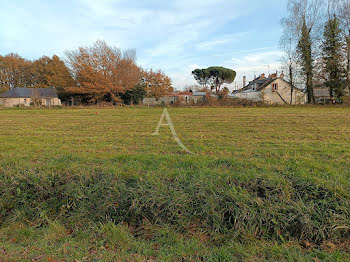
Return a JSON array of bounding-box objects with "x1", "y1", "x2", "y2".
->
[{"x1": 0, "y1": 0, "x2": 288, "y2": 89}]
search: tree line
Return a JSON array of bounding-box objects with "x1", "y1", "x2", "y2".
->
[
  {"x1": 0, "y1": 40, "x2": 173, "y2": 105},
  {"x1": 281, "y1": 0, "x2": 350, "y2": 103}
]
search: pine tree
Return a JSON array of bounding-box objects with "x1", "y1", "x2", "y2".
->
[{"x1": 322, "y1": 15, "x2": 345, "y2": 101}]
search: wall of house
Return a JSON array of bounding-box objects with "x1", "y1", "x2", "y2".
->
[
  {"x1": 232, "y1": 91, "x2": 262, "y2": 101},
  {"x1": 0, "y1": 97, "x2": 62, "y2": 107},
  {"x1": 0, "y1": 98, "x2": 30, "y2": 107},
  {"x1": 143, "y1": 97, "x2": 177, "y2": 106},
  {"x1": 192, "y1": 96, "x2": 206, "y2": 104},
  {"x1": 41, "y1": 98, "x2": 62, "y2": 106},
  {"x1": 262, "y1": 79, "x2": 307, "y2": 105}
]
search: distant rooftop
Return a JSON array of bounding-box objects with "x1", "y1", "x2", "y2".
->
[
  {"x1": 0, "y1": 87, "x2": 58, "y2": 98},
  {"x1": 193, "y1": 91, "x2": 206, "y2": 96}
]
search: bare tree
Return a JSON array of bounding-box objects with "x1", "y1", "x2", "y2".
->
[
  {"x1": 338, "y1": 0, "x2": 350, "y2": 94},
  {"x1": 31, "y1": 88, "x2": 41, "y2": 107},
  {"x1": 281, "y1": 0, "x2": 326, "y2": 103},
  {"x1": 280, "y1": 30, "x2": 301, "y2": 104}
]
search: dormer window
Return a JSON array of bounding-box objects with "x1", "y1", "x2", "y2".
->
[{"x1": 272, "y1": 83, "x2": 278, "y2": 92}]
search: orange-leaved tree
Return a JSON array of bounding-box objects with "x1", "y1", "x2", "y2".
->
[
  {"x1": 65, "y1": 40, "x2": 141, "y2": 104},
  {"x1": 0, "y1": 53, "x2": 76, "y2": 96},
  {"x1": 32, "y1": 55, "x2": 76, "y2": 93},
  {"x1": 0, "y1": 53, "x2": 33, "y2": 91},
  {"x1": 142, "y1": 69, "x2": 173, "y2": 99}
]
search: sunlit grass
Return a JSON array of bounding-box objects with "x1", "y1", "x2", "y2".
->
[{"x1": 0, "y1": 106, "x2": 349, "y2": 261}]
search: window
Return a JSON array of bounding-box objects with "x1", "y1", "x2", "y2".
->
[
  {"x1": 24, "y1": 99, "x2": 27, "y2": 103},
  {"x1": 272, "y1": 83, "x2": 278, "y2": 92}
]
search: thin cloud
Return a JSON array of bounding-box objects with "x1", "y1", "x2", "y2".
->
[
  {"x1": 197, "y1": 32, "x2": 249, "y2": 50},
  {"x1": 0, "y1": 0, "x2": 286, "y2": 89}
]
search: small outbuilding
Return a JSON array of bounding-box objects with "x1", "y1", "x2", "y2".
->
[{"x1": 0, "y1": 87, "x2": 62, "y2": 107}]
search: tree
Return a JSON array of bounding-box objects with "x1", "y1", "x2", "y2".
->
[
  {"x1": 33, "y1": 55, "x2": 76, "y2": 92},
  {"x1": 191, "y1": 67, "x2": 236, "y2": 94},
  {"x1": 65, "y1": 40, "x2": 141, "y2": 104},
  {"x1": 282, "y1": 49, "x2": 299, "y2": 104},
  {"x1": 121, "y1": 84, "x2": 146, "y2": 105},
  {"x1": 322, "y1": 15, "x2": 345, "y2": 100},
  {"x1": 207, "y1": 67, "x2": 236, "y2": 94},
  {"x1": 31, "y1": 88, "x2": 42, "y2": 107},
  {"x1": 281, "y1": 16, "x2": 302, "y2": 104},
  {"x1": 142, "y1": 69, "x2": 173, "y2": 99},
  {"x1": 0, "y1": 54, "x2": 76, "y2": 98},
  {"x1": 218, "y1": 86, "x2": 230, "y2": 100},
  {"x1": 191, "y1": 69, "x2": 211, "y2": 89},
  {"x1": 338, "y1": 0, "x2": 350, "y2": 94},
  {"x1": 282, "y1": 0, "x2": 325, "y2": 103},
  {"x1": 0, "y1": 53, "x2": 33, "y2": 90},
  {"x1": 298, "y1": 18, "x2": 315, "y2": 103}
]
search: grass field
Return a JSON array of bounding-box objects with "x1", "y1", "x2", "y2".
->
[{"x1": 0, "y1": 106, "x2": 350, "y2": 261}]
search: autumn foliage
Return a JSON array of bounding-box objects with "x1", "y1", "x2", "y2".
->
[
  {"x1": 0, "y1": 53, "x2": 75, "y2": 94},
  {"x1": 65, "y1": 40, "x2": 141, "y2": 104},
  {"x1": 33, "y1": 55, "x2": 76, "y2": 94},
  {"x1": 0, "y1": 40, "x2": 173, "y2": 105},
  {"x1": 142, "y1": 69, "x2": 173, "y2": 99}
]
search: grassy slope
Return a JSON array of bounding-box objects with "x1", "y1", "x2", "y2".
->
[{"x1": 0, "y1": 107, "x2": 349, "y2": 261}]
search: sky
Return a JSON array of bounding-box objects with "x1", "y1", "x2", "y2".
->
[{"x1": 0, "y1": 0, "x2": 289, "y2": 90}]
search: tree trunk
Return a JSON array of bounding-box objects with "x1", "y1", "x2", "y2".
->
[
  {"x1": 289, "y1": 59, "x2": 294, "y2": 104},
  {"x1": 299, "y1": 22, "x2": 315, "y2": 104},
  {"x1": 347, "y1": 34, "x2": 350, "y2": 93},
  {"x1": 306, "y1": 70, "x2": 314, "y2": 103}
]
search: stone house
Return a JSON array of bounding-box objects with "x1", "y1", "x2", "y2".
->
[
  {"x1": 143, "y1": 91, "x2": 198, "y2": 106},
  {"x1": 0, "y1": 87, "x2": 62, "y2": 107},
  {"x1": 143, "y1": 96, "x2": 176, "y2": 106},
  {"x1": 169, "y1": 92, "x2": 193, "y2": 104},
  {"x1": 230, "y1": 73, "x2": 307, "y2": 105},
  {"x1": 192, "y1": 91, "x2": 207, "y2": 104}
]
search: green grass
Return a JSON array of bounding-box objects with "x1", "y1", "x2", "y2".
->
[{"x1": 0, "y1": 106, "x2": 350, "y2": 261}]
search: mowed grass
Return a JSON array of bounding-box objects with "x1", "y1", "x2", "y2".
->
[{"x1": 0, "y1": 107, "x2": 350, "y2": 261}]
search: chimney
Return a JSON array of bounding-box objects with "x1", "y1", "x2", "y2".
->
[
  {"x1": 243, "y1": 76, "x2": 246, "y2": 88},
  {"x1": 280, "y1": 70, "x2": 284, "y2": 79},
  {"x1": 271, "y1": 73, "x2": 277, "y2": 78},
  {"x1": 260, "y1": 73, "x2": 266, "y2": 79}
]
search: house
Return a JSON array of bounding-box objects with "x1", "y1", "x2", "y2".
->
[
  {"x1": 169, "y1": 92, "x2": 193, "y2": 104},
  {"x1": 143, "y1": 91, "x2": 195, "y2": 106},
  {"x1": 0, "y1": 87, "x2": 62, "y2": 107},
  {"x1": 192, "y1": 91, "x2": 207, "y2": 104},
  {"x1": 230, "y1": 73, "x2": 307, "y2": 105},
  {"x1": 143, "y1": 96, "x2": 176, "y2": 106}
]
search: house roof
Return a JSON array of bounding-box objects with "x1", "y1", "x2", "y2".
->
[
  {"x1": 233, "y1": 77, "x2": 305, "y2": 94},
  {"x1": 255, "y1": 78, "x2": 276, "y2": 91},
  {"x1": 168, "y1": 92, "x2": 192, "y2": 97},
  {"x1": 193, "y1": 91, "x2": 206, "y2": 96},
  {"x1": 0, "y1": 87, "x2": 58, "y2": 98}
]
